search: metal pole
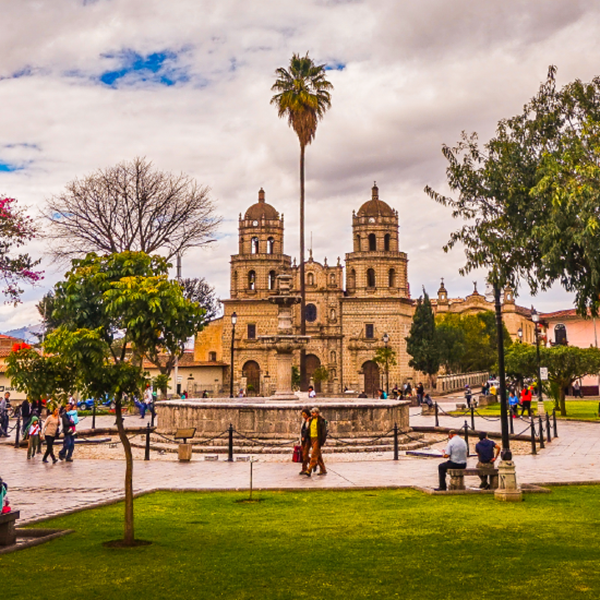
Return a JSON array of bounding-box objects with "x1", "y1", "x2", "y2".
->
[
  {"x1": 249, "y1": 460, "x2": 253, "y2": 501},
  {"x1": 470, "y1": 405, "x2": 475, "y2": 431},
  {"x1": 493, "y1": 283, "x2": 510, "y2": 459},
  {"x1": 530, "y1": 418, "x2": 537, "y2": 455},
  {"x1": 434, "y1": 402, "x2": 439, "y2": 427},
  {"x1": 229, "y1": 324, "x2": 236, "y2": 398},
  {"x1": 538, "y1": 415, "x2": 545, "y2": 449},
  {"x1": 393, "y1": 422, "x2": 398, "y2": 461},
  {"x1": 509, "y1": 414, "x2": 514, "y2": 435},
  {"x1": 228, "y1": 423, "x2": 234, "y2": 462},
  {"x1": 92, "y1": 401, "x2": 96, "y2": 430},
  {"x1": 464, "y1": 420, "x2": 469, "y2": 457},
  {"x1": 553, "y1": 410, "x2": 558, "y2": 438},
  {"x1": 144, "y1": 423, "x2": 151, "y2": 461},
  {"x1": 14, "y1": 416, "x2": 20, "y2": 448},
  {"x1": 546, "y1": 413, "x2": 552, "y2": 442},
  {"x1": 534, "y1": 317, "x2": 545, "y2": 416}
]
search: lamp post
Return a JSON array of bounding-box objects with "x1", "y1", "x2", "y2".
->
[
  {"x1": 229, "y1": 312, "x2": 237, "y2": 398},
  {"x1": 382, "y1": 332, "x2": 390, "y2": 396},
  {"x1": 531, "y1": 309, "x2": 545, "y2": 417},
  {"x1": 517, "y1": 327, "x2": 523, "y2": 343}
]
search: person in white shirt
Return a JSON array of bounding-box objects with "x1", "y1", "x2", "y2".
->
[
  {"x1": 308, "y1": 386, "x2": 316, "y2": 398},
  {"x1": 436, "y1": 430, "x2": 468, "y2": 491}
]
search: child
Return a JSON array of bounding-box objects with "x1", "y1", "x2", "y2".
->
[{"x1": 27, "y1": 416, "x2": 41, "y2": 459}]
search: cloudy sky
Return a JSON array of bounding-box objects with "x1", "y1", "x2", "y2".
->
[{"x1": 1, "y1": 0, "x2": 598, "y2": 330}]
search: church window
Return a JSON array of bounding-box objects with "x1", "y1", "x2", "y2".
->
[
  {"x1": 356, "y1": 234, "x2": 361, "y2": 251},
  {"x1": 247, "y1": 324, "x2": 256, "y2": 339},
  {"x1": 268, "y1": 270, "x2": 276, "y2": 290},
  {"x1": 305, "y1": 303, "x2": 317, "y2": 322},
  {"x1": 365, "y1": 324, "x2": 374, "y2": 339},
  {"x1": 208, "y1": 351, "x2": 217, "y2": 361},
  {"x1": 330, "y1": 273, "x2": 336, "y2": 286},
  {"x1": 367, "y1": 268, "x2": 376, "y2": 288},
  {"x1": 251, "y1": 237, "x2": 259, "y2": 254},
  {"x1": 384, "y1": 234, "x2": 391, "y2": 251},
  {"x1": 369, "y1": 233, "x2": 376, "y2": 251},
  {"x1": 307, "y1": 272, "x2": 315, "y2": 286},
  {"x1": 267, "y1": 237, "x2": 275, "y2": 254},
  {"x1": 388, "y1": 268, "x2": 396, "y2": 288},
  {"x1": 248, "y1": 270, "x2": 256, "y2": 290},
  {"x1": 348, "y1": 269, "x2": 356, "y2": 290}
]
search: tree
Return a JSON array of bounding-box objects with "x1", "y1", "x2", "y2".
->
[
  {"x1": 0, "y1": 197, "x2": 42, "y2": 303},
  {"x1": 271, "y1": 53, "x2": 333, "y2": 387},
  {"x1": 180, "y1": 277, "x2": 221, "y2": 322},
  {"x1": 435, "y1": 320, "x2": 466, "y2": 374},
  {"x1": 406, "y1": 290, "x2": 439, "y2": 387},
  {"x1": 373, "y1": 346, "x2": 397, "y2": 394},
  {"x1": 312, "y1": 365, "x2": 330, "y2": 389},
  {"x1": 44, "y1": 157, "x2": 221, "y2": 262},
  {"x1": 45, "y1": 251, "x2": 206, "y2": 545},
  {"x1": 505, "y1": 344, "x2": 600, "y2": 416}
]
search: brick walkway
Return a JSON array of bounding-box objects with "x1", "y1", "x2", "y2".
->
[{"x1": 2, "y1": 407, "x2": 599, "y2": 524}]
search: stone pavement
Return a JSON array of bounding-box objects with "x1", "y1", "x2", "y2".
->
[{"x1": 1, "y1": 406, "x2": 599, "y2": 524}]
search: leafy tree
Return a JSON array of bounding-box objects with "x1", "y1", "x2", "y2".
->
[
  {"x1": 271, "y1": 53, "x2": 333, "y2": 385},
  {"x1": 505, "y1": 344, "x2": 600, "y2": 416},
  {"x1": 44, "y1": 157, "x2": 221, "y2": 262},
  {"x1": 312, "y1": 366, "x2": 330, "y2": 387},
  {"x1": 435, "y1": 321, "x2": 466, "y2": 374},
  {"x1": 291, "y1": 366, "x2": 301, "y2": 390},
  {"x1": 45, "y1": 251, "x2": 206, "y2": 545},
  {"x1": 0, "y1": 196, "x2": 42, "y2": 303},
  {"x1": 406, "y1": 290, "x2": 439, "y2": 386}
]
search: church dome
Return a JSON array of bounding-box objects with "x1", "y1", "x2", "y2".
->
[
  {"x1": 357, "y1": 183, "x2": 394, "y2": 218},
  {"x1": 244, "y1": 188, "x2": 279, "y2": 220}
]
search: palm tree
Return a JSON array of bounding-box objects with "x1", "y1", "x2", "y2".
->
[{"x1": 271, "y1": 53, "x2": 333, "y2": 388}]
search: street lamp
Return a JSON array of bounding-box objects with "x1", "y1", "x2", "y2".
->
[
  {"x1": 229, "y1": 312, "x2": 237, "y2": 398},
  {"x1": 382, "y1": 332, "x2": 390, "y2": 396},
  {"x1": 531, "y1": 309, "x2": 545, "y2": 416},
  {"x1": 517, "y1": 327, "x2": 523, "y2": 343}
]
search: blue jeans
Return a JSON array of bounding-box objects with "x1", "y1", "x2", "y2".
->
[
  {"x1": 0, "y1": 411, "x2": 8, "y2": 436},
  {"x1": 60, "y1": 433, "x2": 75, "y2": 460}
]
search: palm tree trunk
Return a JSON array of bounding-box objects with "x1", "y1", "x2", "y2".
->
[
  {"x1": 299, "y1": 142, "x2": 307, "y2": 390},
  {"x1": 115, "y1": 396, "x2": 135, "y2": 545}
]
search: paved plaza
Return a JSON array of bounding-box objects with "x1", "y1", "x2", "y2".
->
[{"x1": 1, "y1": 401, "x2": 599, "y2": 525}]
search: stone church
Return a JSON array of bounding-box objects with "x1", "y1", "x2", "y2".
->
[{"x1": 191, "y1": 184, "x2": 533, "y2": 397}]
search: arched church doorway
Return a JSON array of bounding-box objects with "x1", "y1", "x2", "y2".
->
[
  {"x1": 243, "y1": 360, "x2": 260, "y2": 396},
  {"x1": 362, "y1": 360, "x2": 380, "y2": 397},
  {"x1": 306, "y1": 354, "x2": 322, "y2": 393}
]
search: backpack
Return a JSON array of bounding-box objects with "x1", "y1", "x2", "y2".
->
[{"x1": 321, "y1": 418, "x2": 329, "y2": 444}]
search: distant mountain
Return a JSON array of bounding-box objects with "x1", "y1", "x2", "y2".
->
[{"x1": 1, "y1": 324, "x2": 44, "y2": 344}]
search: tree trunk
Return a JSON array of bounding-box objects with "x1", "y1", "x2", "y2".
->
[
  {"x1": 559, "y1": 387, "x2": 567, "y2": 416},
  {"x1": 299, "y1": 143, "x2": 307, "y2": 390},
  {"x1": 115, "y1": 395, "x2": 135, "y2": 545}
]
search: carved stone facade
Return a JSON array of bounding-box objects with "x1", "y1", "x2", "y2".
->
[{"x1": 194, "y1": 184, "x2": 535, "y2": 397}]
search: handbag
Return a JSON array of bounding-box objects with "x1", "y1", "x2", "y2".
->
[{"x1": 292, "y1": 444, "x2": 303, "y2": 463}]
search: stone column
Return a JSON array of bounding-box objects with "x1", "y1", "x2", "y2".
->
[{"x1": 494, "y1": 460, "x2": 523, "y2": 502}]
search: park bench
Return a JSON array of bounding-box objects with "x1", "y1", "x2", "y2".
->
[
  {"x1": 447, "y1": 468, "x2": 499, "y2": 491},
  {"x1": 0, "y1": 510, "x2": 20, "y2": 546}
]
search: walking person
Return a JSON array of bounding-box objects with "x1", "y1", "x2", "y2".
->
[
  {"x1": 42, "y1": 407, "x2": 60, "y2": 464},
  {"x1": 20, "y1": 398, "x2": 31, "y2": 437},
  {"x1": 435, "y1": 430, "x2": 468, "y2": 491},
  {"x1": 299, "y1": 408, "x2": 312, "y2": 475},
  {"x1": 27, "y1": 416, "x2": 41, "y2": 459},
  {"x1": 465, "y1": 385, "x2": 473, "y2": 408},
  {"x1": 520, "y1": 386, "x2": 533, "y2": 417},
  {"x1": 303, "y1": 407, "x2": 328, "y2": 477},
  {"x1": 416, "y1": 382, "x2": 424, "y2": 406},
  {"x1": 0, "y1": 392, "x2": 9, "y2": 437},
  {"x1": 58, "y1": 405, "x2": 76, "y2": 462}
]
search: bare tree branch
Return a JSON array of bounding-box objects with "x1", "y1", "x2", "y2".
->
[{"x1": 44, "y1": 157, "x2": 221, "y2": 262}]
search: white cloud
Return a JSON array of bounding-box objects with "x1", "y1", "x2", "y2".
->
[{"x1": 1, "y1": 0, "x2": 599, "y2": 328}]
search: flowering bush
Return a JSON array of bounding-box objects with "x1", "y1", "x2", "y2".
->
[{"x1": 0, "y1": 197, "x2": 43, "y2": 302}]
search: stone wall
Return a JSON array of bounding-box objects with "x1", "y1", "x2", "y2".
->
[{"x1": 156, "y1": 398, "x2": 410, "y2": 439}]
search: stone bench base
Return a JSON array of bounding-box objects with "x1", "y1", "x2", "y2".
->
[
  {"x1": 448, "y1": 468, "x2": 499, "y2": 491},
  {"x1": 0, "y1": 511, "x2": 20, "y2": 546}
]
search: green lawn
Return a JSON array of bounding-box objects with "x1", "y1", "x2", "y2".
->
[
  {"x1": 453, "y1": 399, "x2": 600, "y2": 421},
  {"x1": 3, "y1": 487, "x2": 600, "y2": 599}
]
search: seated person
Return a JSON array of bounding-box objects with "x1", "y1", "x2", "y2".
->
[
  {"x1": 508, "y1": 391, "x2": 520, "y2": 418},
  {"x1": 436, "y1": 430, "x2": 468, "y2": 491},
  {"x1": 357, "y1": 391, "x2": 368, "y2": 398},
  {"x1": 422, "y1": 393, "x2": 434, "y2": 408},
  {"x1": 475, "y1": 432, "x2": 500, "y2": 489}
]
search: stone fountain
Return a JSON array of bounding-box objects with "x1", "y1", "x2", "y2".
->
[{"x1": 258, "y1": 273, "x2": 309, "y2": 400}]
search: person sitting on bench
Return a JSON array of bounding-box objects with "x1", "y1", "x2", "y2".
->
[
  {"x1": 435, "y1": 430, "x2": 467, "y2": 491},
  {"x1": 475, "y1": 432, "x2": 500, "y2": 489}
]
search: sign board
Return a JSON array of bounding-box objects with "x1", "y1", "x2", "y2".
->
[{"x1": 540, "y1": 367, "x2": 549, "y2": 381}]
